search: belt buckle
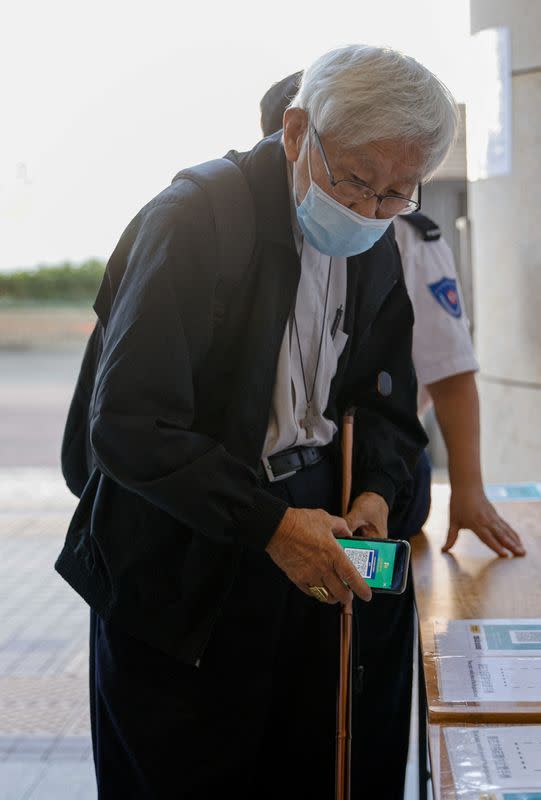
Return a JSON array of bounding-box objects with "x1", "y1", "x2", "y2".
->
[{"x1": 261, "y1": 456, "x2": 298, "y2": 484}]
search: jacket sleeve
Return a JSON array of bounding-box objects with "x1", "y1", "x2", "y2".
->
[
  {"x1": 61, "y1": 320, "x2": 103, "y2": 498},
  {"x1": 348, "y1": 276, "x2": 428, "y2": 511},
  {"x1": 89, "y1": 193, "x2": 289, "y2": 550}
]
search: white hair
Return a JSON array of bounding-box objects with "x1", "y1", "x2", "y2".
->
[{"x1": 290, "y1": 45, "x2": 459, "y2": 180}]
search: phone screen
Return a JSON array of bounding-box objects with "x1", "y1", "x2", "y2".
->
[{"x1": 337, "y1": 538, "x2": 398, "y2": 590}]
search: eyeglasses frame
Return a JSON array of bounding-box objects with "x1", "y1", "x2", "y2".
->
[{"x1": 311, "y1": 126, "x2": 422, "y2": 216}]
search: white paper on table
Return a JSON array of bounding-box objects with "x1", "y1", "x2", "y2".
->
[
  {"x1": 434, "y1": 620, "x2": 541, "y2": 658},
  {"x1": 444, "y1": 726, "x2": 541, "y2": 794},
  {"x1": 438, "y1": 656, "x2": 541, "y2": 703}
]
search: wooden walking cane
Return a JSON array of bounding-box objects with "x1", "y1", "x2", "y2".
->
[
  {"x1": 335, "y1": 374, "x2": 392, "y2": 800},
  {"x1": 336, "y1": 406, "x2": 355, "y2": 800}
]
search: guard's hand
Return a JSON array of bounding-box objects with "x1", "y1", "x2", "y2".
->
[
  {"x1": 344, "y1": 491, "x2": 389, "y2": 539},
  {"x1": 265, "y1": 507, "x2": 372, "y2": 604},
  {"x1": 442, "y1": 487, "x2": 526, "y2": 557}
]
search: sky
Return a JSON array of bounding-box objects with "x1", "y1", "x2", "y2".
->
[{"x1": 1, "y1": 0, "x2": 471, "y2": 272}]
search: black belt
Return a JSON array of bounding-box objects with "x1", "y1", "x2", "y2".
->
[{"x1": 257, "y1": 445, "x2": 325, "y2": 484}]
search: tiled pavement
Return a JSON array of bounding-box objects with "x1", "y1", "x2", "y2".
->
[{"x1": 0, "y1": 469, "x2": 96, "y2": 800}]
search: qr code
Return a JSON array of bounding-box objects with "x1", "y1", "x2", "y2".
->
[
  {"x1": 509, "y1": 629, "x2": 541, "y2": 644},
  {"x1": 344, "y1": 548, "x2": 375, "y2": 579}
]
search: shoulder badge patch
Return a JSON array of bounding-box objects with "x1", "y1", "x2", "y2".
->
[{"x1": 428, "y1": 277, "x2": 462, "y2": 318}]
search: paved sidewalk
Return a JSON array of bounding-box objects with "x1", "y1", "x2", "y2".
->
[
  {"x1": 0, "y1": 469, "x2": 96, "y2": 800},
  {"x1": 0, "y1": 466, "x2": 428, "y2": 800}
]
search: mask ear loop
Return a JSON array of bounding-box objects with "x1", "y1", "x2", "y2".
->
[{"x1": 306, "y1": 125, "x2": 314, "y2": 183}]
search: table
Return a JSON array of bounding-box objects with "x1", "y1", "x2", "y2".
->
[
  {"x1": 428, "y1": 724, "x2": 453, "y2": 800},
  {"x1": 411, "y1": 485, "x2": 541, "y2": 798},
  {"x1": 428, "y1": 722, "x2": 541, "y2": 800}
]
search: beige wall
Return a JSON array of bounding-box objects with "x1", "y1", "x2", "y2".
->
[{"x1": 469, "y1": 0, "x2": 541, "y2": 482}]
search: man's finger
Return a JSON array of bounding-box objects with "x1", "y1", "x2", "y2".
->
[
  {"x1": 331, "y1": 516, "x2": 353, "y2": 537},
  {"x1": 498, "y1": 520, "x2": 526, "y2": 554},
  {"x1": 336, "y1": 555, "x2": 372, "y2": 602},
  {"x1": 499, "y1": 519, "x2": 521, "y2": 545},
  {"x1": 343, "y1": 513, "x2": 368, "y2": 535},
  {"x1": 476, "y1": 526, "x2": 510, "y2": 557},
  {"x1": 352, "y1": 520, "x2": 387, "y2": 539},
  {"x1": 324, "y1": 571, "x2": 352, "y2": 605},
  {"x1": 363, "y1": 514, "x2": 388, "y2": 538},
  {"x1": 494, "y1": 522, "x2": 525, "y2": 556},
  {"x1": 441, "y1": 523, "x2": 460, "y2": 552}
]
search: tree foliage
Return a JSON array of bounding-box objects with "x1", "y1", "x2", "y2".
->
[{"x1": 0, "y1": 260, "x2": 105, "y2": 302}]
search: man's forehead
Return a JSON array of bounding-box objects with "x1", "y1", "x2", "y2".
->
[{"x1": 335, "y1": 138, "x2": 425, "y2": 182}]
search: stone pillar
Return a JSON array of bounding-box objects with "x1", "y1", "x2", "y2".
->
[{"x1": 469, "y1": 0, "x2": 541, "y2": 482}]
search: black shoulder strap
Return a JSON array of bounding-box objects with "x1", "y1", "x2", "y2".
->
[
  {"x1": 401, "y1": 211, "x2": 441, "y2": 242},
  {"x1": 171, "y1": 158, "x2": 256, "y2": 284}
]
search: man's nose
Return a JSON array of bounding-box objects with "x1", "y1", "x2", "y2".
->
[{"x1": 348, "y1": 196, "x2": 389, "y2": 220}]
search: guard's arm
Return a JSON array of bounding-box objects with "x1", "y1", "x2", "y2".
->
[{"x1": 427, "y1": 371, "x2": 524, "y2": 557}]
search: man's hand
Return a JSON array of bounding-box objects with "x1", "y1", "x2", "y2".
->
[
  {"x1": 442, "y1": 486, "x2": 526, "y2": 557},
  {"x1": 427, "y1": 373, "x2": 525, "y2": 559},
  {"x1": 344, "y1": 491, "x2": 389, "y2": 539},
  {"x1": 265, "y1": 507, "x2": 372, "y2": 604}
]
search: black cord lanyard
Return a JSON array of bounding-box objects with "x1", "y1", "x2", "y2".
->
[{"x1": 293, "y1": 251, "x2": 333, "y2": 439}]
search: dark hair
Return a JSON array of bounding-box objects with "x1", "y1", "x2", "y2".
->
[{"x1": 260, "y1": 71, "x2": 303, "y2": 137}]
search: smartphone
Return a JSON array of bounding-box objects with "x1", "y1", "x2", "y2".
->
[{"x1": 336, "y1": 536, "x2": 410, "y2": 594}]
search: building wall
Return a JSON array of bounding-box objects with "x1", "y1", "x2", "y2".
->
[
  {"x1": 421, "y1": 180, "x2": 467, "y2": 265},
  {"x1": 469, "y1": 0, "x2": 541, "y2": 481}
]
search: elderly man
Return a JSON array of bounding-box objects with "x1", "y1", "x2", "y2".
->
[
  {"x1": 261, "y1": 70, "x2": 524, "y2": 800},
  {"x1": 261, "y1": 69, "x2": 524, "y2": 560},
  {"x1": 260, "y1": 69, "x2": 526, "y2": 800},
  {"x1": 56, "y1": 45, "x2": 457, "y2": 799}
]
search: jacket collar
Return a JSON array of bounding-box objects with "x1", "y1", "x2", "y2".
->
[
  {"x1": 226, "y1": 132, "x2": 298, "y2": 252},
  {"x1": 229, "y1": 134, "x2": 401, "y2": 290},
  {"x1": 228, "y1": 133, "x2": 402, "y2": 375}
]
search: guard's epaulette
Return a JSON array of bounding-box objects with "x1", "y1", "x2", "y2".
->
[{"x1": 402, "y1": 211, "x2": 441, "y2": 242}]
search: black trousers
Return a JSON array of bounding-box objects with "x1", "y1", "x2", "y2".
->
[
  {"x1": 349, "y1": 449, "x2": 431, "y2": 799},
  {"x1": 90, "y1": 455, "x2": 431, "y2": 799}
]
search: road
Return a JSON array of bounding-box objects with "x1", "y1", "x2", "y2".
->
[{"x1": 0, "y1": 347, "x2": 85, "y2": 468}]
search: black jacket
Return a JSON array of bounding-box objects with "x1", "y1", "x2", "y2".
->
[{"x1": 55, "y1": 134, "x2": 427, "y2": 665}]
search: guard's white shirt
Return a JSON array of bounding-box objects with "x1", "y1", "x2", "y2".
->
[{"x1": 394, "y1": 216, "x2": 479, "y2": 414}]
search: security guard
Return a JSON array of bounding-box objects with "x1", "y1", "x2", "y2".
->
[{"x1": 395, "y1": 212, "x2": 524, "y2": 556}]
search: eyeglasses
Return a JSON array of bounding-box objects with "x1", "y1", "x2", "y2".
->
[{"x1": 312, "y1": 126, "x2": 421, "y2": 217}]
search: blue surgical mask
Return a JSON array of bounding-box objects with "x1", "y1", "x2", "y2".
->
[{"x1": 294, "y1": 135, "x2": 394, "y2": 257}]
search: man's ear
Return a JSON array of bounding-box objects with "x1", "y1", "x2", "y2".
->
[{"x1": 283, "y1": 108, "x2": 308, "y2": 163}]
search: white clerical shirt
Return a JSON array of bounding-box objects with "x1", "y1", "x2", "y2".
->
[{"x1": 262, "y1": 164, "x2": 348, "y2": 457}]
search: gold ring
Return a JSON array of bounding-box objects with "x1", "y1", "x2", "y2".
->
[{"x1": 308, "y1": 585, "x2": 329, "y2": 602}]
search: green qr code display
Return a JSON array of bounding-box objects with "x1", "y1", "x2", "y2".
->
[{"x1": 340, "y1": 539, "x2": 397, "y2": 589}]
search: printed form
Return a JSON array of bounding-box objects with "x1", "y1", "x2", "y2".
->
[
  {"x1": 434, "y1": 620, "x2": 541, "y2": 703},
  {"x1": 444, "y1": 726, "x2": 541, "y2": 797}
]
